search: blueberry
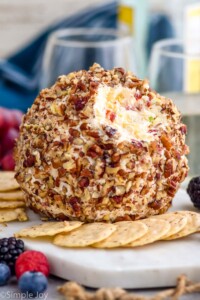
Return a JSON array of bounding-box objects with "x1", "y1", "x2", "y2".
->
[
  {"x1": 18, "y1": 271, "x2": 48, "y2": 297},
  {"x1": 0, "y1": 263, "x2": 11, "y2": 286}
]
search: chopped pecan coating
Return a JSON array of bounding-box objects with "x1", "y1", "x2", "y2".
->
[{"x1": 15, "y1": 63, "x2": 189, "y2": 222}]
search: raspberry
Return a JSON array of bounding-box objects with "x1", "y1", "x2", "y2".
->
[
  {"x1": 15, "y1": 250, "x2": 50, "y2": 279},
  {"x1": 187, "y1": 176, "x2": 200, "y2": 209}
]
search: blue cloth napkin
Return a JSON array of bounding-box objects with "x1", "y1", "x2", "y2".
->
[{"x1": 0, "y1": 2, "x2": 117, "y2": 111}]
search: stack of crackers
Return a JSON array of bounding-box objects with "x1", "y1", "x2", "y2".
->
[
  {"x1": 0, "y1": 171, "x2": 28, "y2": 223},
  {"x1": 14, "y1": 211, "x2": 200, "y2": 249}
]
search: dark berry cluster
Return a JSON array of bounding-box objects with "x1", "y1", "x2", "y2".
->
[
  {"x1": 0, "y1": 237, "x2": 24, "y2": 274},
  {"x1": 187, "y1": 176, "x2": 200, "y2": 209},
  {"x1": 0, "y1": 240, "x2": 49, "y2": 295}
]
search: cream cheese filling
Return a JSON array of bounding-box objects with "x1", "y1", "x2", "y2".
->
[{"x1": 93, "y1": 85, "x2": 167, "y2": 143}]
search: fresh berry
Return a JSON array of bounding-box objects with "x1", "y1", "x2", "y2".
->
[
  {"x1": 15, "y1": 250, "x2": 50, "y2": 279},
  {"x1": 0, "y1": 237, "x2": 25, "y2": 275},
  {"x1": 187, "y1": 176, "x2": 200, "y2": 209},
  {"x1": 1, "y1": 152, "x2": 15, "y2": 171},
  {"x1": 0, "y1": 106, "x2": 23, "y2": 171},
  {"x1": 0, "y1": 263, "x2": 11, "y2": 286},
  {"x1": 0, "y1": 144, "x2": 2, "y2": 159},
  {"x1": 10, "y1": 110, "x2": 23, "y2": 129},
  {"x1": 0, "y1": 107, "x2": 15, "y2": 133},
  {"x1": 2, "y1": 127, "x2": 19, "y2": 154},
  {"x1": 18, "y1": 271, "x2": 48, "y2": 297}
]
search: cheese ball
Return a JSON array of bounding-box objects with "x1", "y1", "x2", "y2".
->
[{"x1": 15, "y1": 64, "x2": 189, "y2": 222}]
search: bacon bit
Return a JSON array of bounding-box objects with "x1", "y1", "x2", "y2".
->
[
  {"x1": 148, "y1": 129, "x2": 157, "y2": 133},
  {"x1": 109, "y1": 112, "x2": 116, "y2": 122},
  {"x1": 106, "y1": 110, "x2": 116, "y2": 122},
  {"x1": 146, "y1": 101, "x2": 151, "y2": 107},
  {"x1": 134, "y1": 92, "x2": 142, "y2": 100},
  {"x1": 125, "y1": 105, "x2": 135, "y2": 111},
  {"x1": 136, "y1": 104, "x2": 142, "y2": 111}
]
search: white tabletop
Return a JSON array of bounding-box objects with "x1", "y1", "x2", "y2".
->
[{"x1": 3, "y1": 275, "x2": 200, "y2": 300}]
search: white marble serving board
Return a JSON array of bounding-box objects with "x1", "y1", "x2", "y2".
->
[{"x1": 0, "y1": 189, "x2": 199, "y2": 289}]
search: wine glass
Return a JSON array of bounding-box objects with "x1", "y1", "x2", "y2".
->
[
  {"x1": 149, "y1": 38, "x2": 200, "y2": 181},
  {"x1": 41, "y1": 28, "x2": 134, "y2": 88}
]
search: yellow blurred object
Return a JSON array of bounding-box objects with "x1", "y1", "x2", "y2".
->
[
  {"x1": 185, "y1": 59, "x2": 200, "y2": 93},
  {"x1": 118, "y1": 0, "x2": 148, "y2": 77},
  {"x1": 184, "y1": 2, "x2": 200, "y2": 93},
  {"x1": 118, "y1": 5, "x2": 134, "y2": 34}
]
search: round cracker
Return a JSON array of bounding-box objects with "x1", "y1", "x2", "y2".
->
[
  {"x1": 53, "y1": 223, "x2": 116, "y2": 247},
  {"x1": 151, "y1": 212, "x2": 188, "y2": 240},
  {"x1": 0, "y1": 200, "x2": 25, "y2": 209},
  {"x1": 127, "y1": 218, "x2": 170, "y2": 247},
  {"x1": 0, "y1": 190, "x2": 24, "y2": 201},
  {"x1": 165, "y1": 211, "x2": 200, "y2": 240},
  {"x1": 0, "y1": 208, "x2": 28, "y2": 222},
  {"x1": 15, "y1": 221, "x2": 83, "y2": 238},
  {"x1": 0, "y1": 172, "x2": 19, "y2": 191},
  {"x1": 93, "y1": 221, "x2": 148, "y2": 248}
]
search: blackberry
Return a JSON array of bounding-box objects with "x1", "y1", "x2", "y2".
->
[
  {"x1": 187, "y1": 176, "x2": 200, "y2": 209},
  {"x1": 0, "y1": 237, "x2": 24, "y2": 275}
]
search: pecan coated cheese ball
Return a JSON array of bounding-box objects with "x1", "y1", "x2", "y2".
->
[{"x1": 15, "y1": 64, "x2": 189, "y2": 222}]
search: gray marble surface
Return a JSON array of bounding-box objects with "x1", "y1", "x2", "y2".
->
[{"x1": 2, "y1": 275, "x2": 199, "y2": 299}]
